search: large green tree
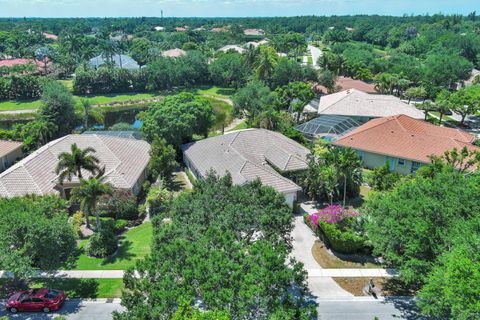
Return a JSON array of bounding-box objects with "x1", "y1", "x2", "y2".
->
[
  {"x1": 148, "y1": 137, "x2": 178, "y2": 182},
  {"x1": 365, "y1": 168, "x2": 480, "y2": 285},
  {"x1": 39, "y1": 81, "x2": 77, "y2": 137},
  {"x1": 232, "y1": 80, "x2": 273, "y2": 122},
  {"x1": 0, "y1": 196, "x2": 76, "y2": 280},
  {"x1": 114, "y1": 174, "x2": 316, "y2": 320},
  {"x1": 141, "y1": 93, "x2": 214, "y2": 148}
]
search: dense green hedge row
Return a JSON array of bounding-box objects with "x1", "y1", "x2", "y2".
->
[
  {"x1": 304, "y1": 213, "x2": 366, "y2": 254},
  {"x1": 0, "y1": 75, "x2": 46, "y2": 100}
]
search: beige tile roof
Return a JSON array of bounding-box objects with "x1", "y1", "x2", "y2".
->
[
  {"x1": 0, "y1": 134, "x2": 150, "y2": 198},
  {"x1": 315, "y1": 89, "x2": 425, "y2": 119},
  {"x1": 0, "y1": 140, "x2": 22, "y2": 158},
  {"x1": 218, "y1": 45, "x2": 246, "y2": 54},
  {"x1": 162, "y1": 48, "x2": 187, "y2": 58},
  {"x1": 182, "y1": 129, "x2": 310, "y2": 193},
  {"x1": 334, "y1": 115, "x2": 479, "y2": 163}
]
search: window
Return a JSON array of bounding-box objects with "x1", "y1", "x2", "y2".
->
[
  {"x1": 397, "y1": 158, "x2": 406, "y2": 166},
  {"x1": 357, "y1": 150, "x2": 364, "y2": 161},
  {"x1": 411, "y1": 161, "x2": 422, "y2": 173},
  {"x1": 31, "y1": 298, "x2": 44, "y2": 303}
]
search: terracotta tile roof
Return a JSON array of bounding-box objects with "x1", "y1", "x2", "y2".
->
[
  {"x1": 334, "y1": 115, "x2": 479, "y2": 163},
  {"x1": 315, "y1": 77, "x2": 377, "y2": 94},
  {"x1": 0, "y1": 140, "x2": 22, "y2": 158},
  {"x1": 182, "y1": 129, "x2": 309, "y2": 193},
  {"x1": 0, "y1": 58, "x2": 32, "y2": 67},
  {"x1": 0, "y1": 134, "x2": 150, "y2": 198},
  {"x1": 314, "y1": 89, "x2": 425, "y2": 119}
]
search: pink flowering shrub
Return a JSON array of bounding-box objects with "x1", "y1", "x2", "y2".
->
[
  {"x1": 305, "y1": 205, "x2": 365, "y2": 254},
  {"x1": 307, "y1": 205, "x2": 360, "y2": 226}
]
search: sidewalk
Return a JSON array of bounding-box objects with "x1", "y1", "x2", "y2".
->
[{"x1": 307, "y1": 268, "x2": 399, "y2": 278}]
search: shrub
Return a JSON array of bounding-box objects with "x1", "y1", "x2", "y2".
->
[
  {"x1": 368, "y1": 163, "x2": 402, "y2": 191},
  {"x1": 318, "y1": 221, "x2": 365, "y2": 254},
  {"x1": 306, "y1": 205, "x2": 366, "y2": 254},
  {"x1": 98, "y1": 190, "x2": 138, "y2": 220},
  {"x1": 85, "y1": 224, "x2": 117, "y2": 258},
  {"x1": 71, "y1": 211, "x2": 84, "y2": 237}
]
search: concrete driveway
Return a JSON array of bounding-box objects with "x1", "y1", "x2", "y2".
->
[
  {"x1": 0, "y1": 299, "x2": 124, "y2": 320},
  {"x1": 291, "y1": 210, "x2": 353, "y2": 299}
]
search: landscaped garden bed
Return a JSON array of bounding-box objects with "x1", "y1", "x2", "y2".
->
[{"x1": 305, "y1": 204, "x2": 368, "y2": 254}]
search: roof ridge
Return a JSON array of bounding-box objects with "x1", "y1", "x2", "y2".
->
[
  {"x1": 94, "y1": 135, "x2": 123, "y2": 172},
  {"x1": 240, "y1": 157, "x2": 299, "y2": 188},
  {"x1": 339, "y1": 116, "x2": 392, "y2": 140},
  {"x1": 321, "y1": 89, "x2": 358, "y2": 113}
]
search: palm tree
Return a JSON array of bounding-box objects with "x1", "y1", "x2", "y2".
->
[
  {"x1": 55, "y1": 144, "x2": 100, "y2": 185},
  {"x1": 255, "y1": 46, "x2": 277, "y2": 80},
  {"x1": 71, "y1": 176, "x2": 112, "y2": 230},
  {"x1": 333, "y1": 148, "x2": 363, "y2": 206},
  {"x1": 80, "y1": 99, "x2": 91, "y2": 131}
]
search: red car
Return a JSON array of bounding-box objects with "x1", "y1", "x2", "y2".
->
[{"x1": 6, "y1": 288, "x2": 66, "y2": 313}]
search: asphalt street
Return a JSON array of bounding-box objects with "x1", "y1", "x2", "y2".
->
[{"x1": 0, "y1": 299, "x2": 124, "y2": 320}]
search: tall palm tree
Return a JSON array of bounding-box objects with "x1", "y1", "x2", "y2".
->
[
  {"x1": 332, "y1": 148, "x2": 363, "y2": 206},
  {"x1": 255, "y1": 46, "x2": 277, "y2": 80},
  {"x1": 34, "y1": 120, "x2": 57, "y2": 145},
  {"x1": 55, "y1": 144, "x2": 100, "y2": 185},
  {"x1": 71, "y1": 176, "x2": 112, "y2": 230}
]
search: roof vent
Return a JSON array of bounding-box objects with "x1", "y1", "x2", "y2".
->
[{"x1": 391, "y1": 130, "x2": 394, "y2": 133}]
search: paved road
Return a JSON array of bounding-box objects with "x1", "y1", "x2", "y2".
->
[
  {"x1": 0, "y1": 299, "x2": 124, "y2": 320},
  {"x1": 317, "y1": 297, "x2": 424, "y2": 320}
]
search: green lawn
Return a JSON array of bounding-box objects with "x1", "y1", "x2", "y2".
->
[
  {"x1": 0, "y1": 85, "x2": 233, "y2": 112},
  {"x1": 228, "y1": 120, "x2": 249, "y2": 131},
  {"x1": 74, "y1": 92, "x2": 162, "y2": 106},
  {"x1": 72, "y1": 222, "x2": 152, "y2": 270},
  {"x1": 0, "y1": 99, "x2": 42, "y2": 111},
  {"x1": 0, "y1": 278, "x2": 124, "y2": 298},
  {"x1": 195, "y1": 86, "x2": 236, "y2": 99},
  {"x1": 307, "y1": 56, "x2": 313, "y2": 65}
]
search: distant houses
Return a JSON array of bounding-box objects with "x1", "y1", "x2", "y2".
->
[
  {"x1": 244, "y1": 28, "x2": 265, "y2": 36},
  {"x1": 333, "y1": 114, "x2": 479, "y2": 174},
  {"x1": 315, "y1": 76, "x2": 377, "y2": 94},
  {"x1": 217, "y1": 45, "x2": 246, "y2": 54},
  {"x1": 162, "y1": 48, "x2": 187, "y2": 58},
  {"x1": 0, "y1": 134, "x2": 150, "y2": 198},
  {"x1": 88, "y1": 54, "x2": 141, "y2": 70},
  {"x1": 182, "y1": 129, "x2": 309, "y2": 207}
]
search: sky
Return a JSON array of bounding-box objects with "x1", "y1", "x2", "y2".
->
[{"x1": 0, "y1": 0, "x2": 478, "y2": 18}]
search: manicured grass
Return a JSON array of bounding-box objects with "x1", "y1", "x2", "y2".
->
[
  {"x1": 72, "y1": 222, "x2": 152, "y2": 270},
  {"x1": 228, "y1": 120, "x2": 249, "y2": 131},
  {"x1": 195, "y1": 86, "x2": 236, "y2": 99},
  {"x1": 0, "y1": 278, "x2": 124, "y2": 298},
  {"x1": 74, "y1": 92, "x2": 162, "y2": 106},
  {"x1": 0, "y1": 99, "x2": 42, "y2": 111},
  {"x1": 307, "y1": 56, "x2": 313, "y2": 65},
  {"x1": 58, "y1": 79, "x2": 74, "y2": 91}
]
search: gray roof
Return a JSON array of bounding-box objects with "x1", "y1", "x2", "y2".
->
[
  {"x1": 82, "y1": 131, "x2": 142, "y2": 140},
  {"x1": 88, "y1": 54, "x2": 140, "y2": 70},
  {"x1": 309, "y1": 89, "x2": 424, "y2": 119},
  {"x1": 182, "y1": 129, "x2": 309, "y2": 193},
  {"x1": 0, "y1": 134, "x2": 150, "y2": 198}
]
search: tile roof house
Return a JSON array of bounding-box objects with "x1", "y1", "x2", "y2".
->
[
  {"x1": 307, "y1": 89, "x2": 424, "y2": 120},
  {"x1": 42, "y1": 32, "x2": 58, "y2": 40},
  {"x1": 244, "y1": 29, "x2": 265, "y2": 36},
  {"x1": 334, "y1": 114, "x2": 479, "y2": 174},
  {"x1": 88, "y1": 54, "x2": 140, "y2": 70},
  {"x1": 0, "y1": 134, "x2": 150, "y2": 198},
  {"x1": 182, "y1": 129, "x2": 310, "y2": 207},
  {"x1": 218, "y1": 45, "x2": 246, "y2": 54},
  {"x1": 315, "y1": 76, "x2": 377, "y2": 94},
  {"x1": 162, "y1": 48, "x2": 187, "y2": 58},
  {"x1": 0, "y1": 140, "x2": 23, "y2": 173}
]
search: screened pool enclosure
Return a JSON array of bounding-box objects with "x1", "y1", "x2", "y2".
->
[{"x1": 295, "y1": 115, "x2": 361, "y2": 141}]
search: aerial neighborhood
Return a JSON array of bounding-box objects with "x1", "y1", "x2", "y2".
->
[{"x1": 0, "y1": 7, "x2": 479, "y2": 320}]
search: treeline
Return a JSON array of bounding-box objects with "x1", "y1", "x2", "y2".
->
[{"x1": 73, "y1": 49, "x2": 316, "y2": 95}]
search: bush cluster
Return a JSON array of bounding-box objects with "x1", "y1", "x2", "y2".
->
[{"x1": 85, "y1": 223, "x2": 117, "y2": 258}]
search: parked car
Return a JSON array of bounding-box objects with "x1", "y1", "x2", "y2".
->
[{"x1": 6, "y1": 288, "x2": 66, "y2": 313}]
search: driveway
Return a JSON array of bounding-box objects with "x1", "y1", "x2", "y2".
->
[
  {"x1": 308, "y1": 45, "x2": 322, "y2": 70},
  {"x1": 0, "y1": 299, "x2": 124, "y2": 320},
  {"x1": 291, "y1": 207, "x2": 353, "y2": 298}
]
